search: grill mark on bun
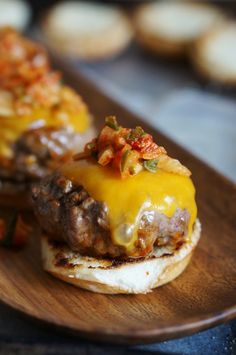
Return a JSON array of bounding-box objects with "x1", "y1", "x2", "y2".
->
[
  {"x1": 50, "y1": 235, "x2": 189, "y2": 270},
  {"x1": 46, "y1": 228, "x2": 189, "y2": 273},
  {"x1": 54, "y1": 252, "x2": 76, "y2": 269},
  {"x1": 41, "y1": 219, "x2": 201, "y2": 294}
]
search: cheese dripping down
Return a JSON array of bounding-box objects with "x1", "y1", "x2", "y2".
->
[{"x1": 60, "y1": 159, "x2": 197, "y2": 252}]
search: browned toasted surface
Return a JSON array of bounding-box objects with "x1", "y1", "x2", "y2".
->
[{"x1": 41, "y1": 222, "x2": 200, "y2": 294}]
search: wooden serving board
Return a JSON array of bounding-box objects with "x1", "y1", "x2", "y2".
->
[{"x1": 0, "y1": 63, "x2": 235, "y2": 344}]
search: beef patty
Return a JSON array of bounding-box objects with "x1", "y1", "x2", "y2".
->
[
  {"x1": 0, "y1": 126, "x2": 92, "y2": 183},
  {"x1": 32, "y1": 172, "x2": 190, "y2": 259}
]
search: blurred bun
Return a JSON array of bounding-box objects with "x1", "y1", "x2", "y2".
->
[
  {"x1": 192, "y1": 22, "x2": 236, "y2": 85},
  {"x1": 42, "y1": 219, "x2": 201, "y2": 294},
  {"x1": 134, "y1": 1, "x2": 224, "y2": 58},
  {"x1": 0, "y1": 0, "x2": 31, "y2": 30},
  {"x1": 42, "y1": 1, "x2": 133, "y2": 61}
]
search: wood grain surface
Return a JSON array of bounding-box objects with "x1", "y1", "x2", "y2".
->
[{"x1": 0, "y1": 63, "x2": 235, "y2": 344}]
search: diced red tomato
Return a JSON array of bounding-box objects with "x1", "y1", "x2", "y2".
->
[{"x1": 74, "y1": 117, "x2": 170, "y2": 178}]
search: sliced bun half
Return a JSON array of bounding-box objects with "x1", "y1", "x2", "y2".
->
[
  {"x1": 42, "y1": 1, "x2": 133, "y2": 60},
  {"x1": 134, "y1": 1, "x2": 224, "y2": 58},
  {"x1": 42, "y1": 219, "x2": 201, "y2": 294},
  {"x1": 192, "y1": 22, "x2": 236, "y2": 85}
]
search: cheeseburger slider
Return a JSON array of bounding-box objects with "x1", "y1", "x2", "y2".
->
[
  {"x1": 32, "y1": 117, "x2": 201, "y2": 294},
  {"x1": 0, "y1": 28, "x2": 94, "y2": 205}
]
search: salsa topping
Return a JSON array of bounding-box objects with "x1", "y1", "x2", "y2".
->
[
  {"x1": 0, "y1": 27, "x2": 49, "y2": 91},
  {"x1": 74, "y1": 116, "x2": 191, "y2": 178},
  {"x1": 0, "y1": 28, "x2": 90, "y2": 161},
  {"x1": 0, "y1": 28, "x2": 87, "y2": 117}
]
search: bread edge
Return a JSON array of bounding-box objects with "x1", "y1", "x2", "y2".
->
[{"x1": 42, "y1": 219, "x2": 201, "y2": 294}]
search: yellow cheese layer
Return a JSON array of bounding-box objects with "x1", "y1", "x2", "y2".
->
[
  {"x1": 60, "y1": 160, "x2": 197, "y2": 252},
  {"x1": 0, "y1": 106, "x2": 89, "y2": 158}
]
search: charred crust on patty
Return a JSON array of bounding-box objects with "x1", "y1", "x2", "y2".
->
[{"x1": 33, "y1": 171, "x2": 191, "y2": 259}]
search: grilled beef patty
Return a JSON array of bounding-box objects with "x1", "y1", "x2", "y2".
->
[
  {"x1": 32, "y1": 172, "x2": 190, "y2": 258},
  {"x1": 13, "y1": 127, "x2": 78, "y2": 180},
  {"x1": 0, "y1": 126, "x2": 92, "y2": 183}
]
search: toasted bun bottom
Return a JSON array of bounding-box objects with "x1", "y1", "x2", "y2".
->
[{"x1": 41, "y1": 219, "x2": 201, "y2": 294}]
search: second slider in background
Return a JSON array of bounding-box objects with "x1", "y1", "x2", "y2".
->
[{"x1": 0, "y1": 28, "x2": 95, "y2": 208}]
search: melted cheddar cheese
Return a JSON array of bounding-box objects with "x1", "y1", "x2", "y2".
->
[
  {"x1": 60, "y1": 160, "x2": 197, "y2": 252},
  {"x1": 0, "y1": 106, "x2": 89, "y2": 158}
]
